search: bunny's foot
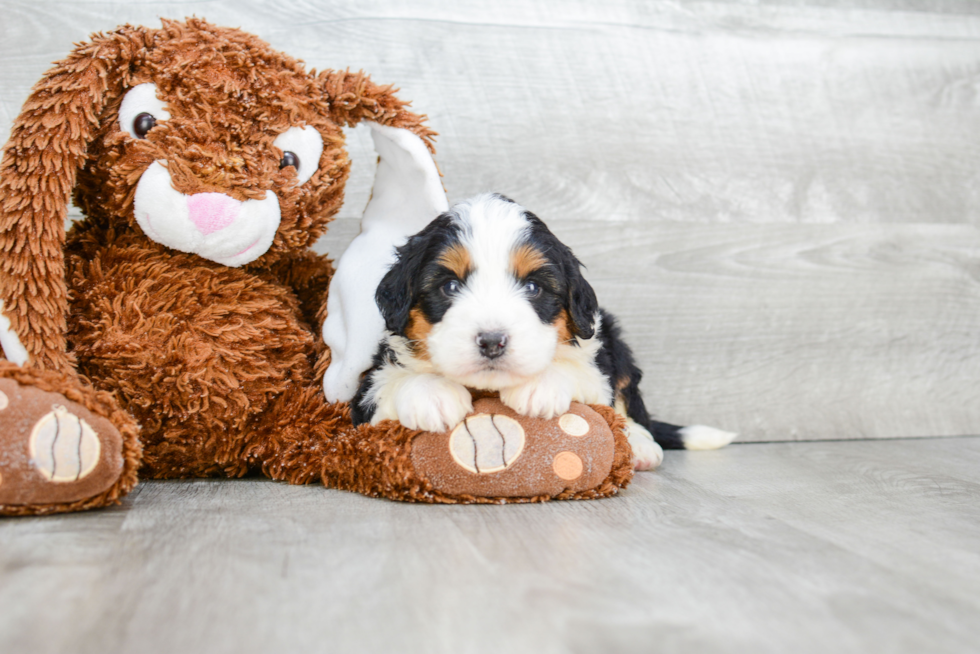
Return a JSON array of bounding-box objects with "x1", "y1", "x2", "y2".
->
[{"x1": 0, "y1": 363, "x2": 140, "y2": 516}]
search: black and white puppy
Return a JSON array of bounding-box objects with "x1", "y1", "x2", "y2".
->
[{"x1": 351, "y1": 193, "x2": 735, "y2": 469}]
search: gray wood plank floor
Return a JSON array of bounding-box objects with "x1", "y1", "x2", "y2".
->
[{"x1": 2, "y1": 437, "x2": 979, "y2": 654}]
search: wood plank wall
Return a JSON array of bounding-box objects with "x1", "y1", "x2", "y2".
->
[{"x1": 1, "y1": 0, "x2": 978, "y2": 441}]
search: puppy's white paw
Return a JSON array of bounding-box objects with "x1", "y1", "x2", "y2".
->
[
  {"x1": 679, "y1": 425, "x2": 737, "y2": 450},
  {"x1": 500, "y1": 375, "x2": 572, "y2": 420},
  {"x1": 626, "y1": 419, "x2": 664, "y2": 471},
  {"x1": 394, "y1": 375, "x2": 473, "y2": 432}
]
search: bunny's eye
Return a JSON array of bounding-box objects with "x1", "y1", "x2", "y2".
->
[
  {"x1": 119, "y1": 83, "x2": 170, "y2": 140},
  {"x1": 279, "y1": 151, "x2": 300, "y2": 170},
  {"x1": 133, "y1": 113, "x2": 157, "y2": 139},
  {"x1": 272, "y1": 126, "x2": 323, "y2": 185}
]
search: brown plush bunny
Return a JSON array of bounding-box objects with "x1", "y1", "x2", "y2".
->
[
  {"x1": 0, "y1": 18, "x2": 434, "y2": 514},
  {"x1": 0, "y1": 19, "x2": 632, "y2": 515}
]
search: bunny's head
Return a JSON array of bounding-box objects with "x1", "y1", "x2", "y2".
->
[{"x1": 0, "y1": 18, "x2": 434, "y2": 374}]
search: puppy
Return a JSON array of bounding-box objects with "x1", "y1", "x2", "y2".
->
[{"x1": 351, "y1": 193, "x2": 735, "y2": 469}]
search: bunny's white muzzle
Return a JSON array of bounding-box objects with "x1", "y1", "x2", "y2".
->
[{"x1": 133, "y1": 161, "x2": 281, "y2": 267}]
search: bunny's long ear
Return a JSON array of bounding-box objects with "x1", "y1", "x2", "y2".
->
[
  {"x1": 319, "y1": 69, "x2": 438, "y2": 151},
  {"x1": 0, "y1": 26, "x2": 147, "y2": 374}
]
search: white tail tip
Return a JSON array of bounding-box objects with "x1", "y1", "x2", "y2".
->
[{"x1": 679, "y1": 425, "x2": 738, "y2": 450}]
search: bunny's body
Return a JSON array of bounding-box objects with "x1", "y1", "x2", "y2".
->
[{"x1": 66, "y1": 224, "x2": 331, "y2": 480}]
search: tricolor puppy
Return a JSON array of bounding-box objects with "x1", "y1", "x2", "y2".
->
[{"x1": 351, "y1": 194, "x2": 736, "y2": 469}]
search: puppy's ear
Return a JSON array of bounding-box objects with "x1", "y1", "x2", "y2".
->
[
  {"x1": 375, "y1": 215, "x2": 456, "y2": 336},
  {"x1": 0, "y1": 26, "x2": 149, "y2": 374},
  {"x1": 375, "y1": 258, "x2": 415, "y2": 337},
  {"x1": 319, "y1": 70, "x2": 438, "y2": 150},
  {"x1": 524, "y1": 211, "x2": 599, "y2": 340},
  {"x1": 375, "y1": 234, "x2": 429, "y2": 336},
  {"x1": 565, "y1": 259, "x2": 599, "y2": 340}
]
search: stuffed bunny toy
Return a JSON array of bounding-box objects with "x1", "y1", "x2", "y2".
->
[
  {"x1": 0, "y1": 18, "x2": 444, "y2": 514},
  {"x1": 0, "y1": 19, "x2": 633, "y2": 515}
]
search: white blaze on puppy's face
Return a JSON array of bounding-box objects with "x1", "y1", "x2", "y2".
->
[{"x1": 427, "y1": 196, "x2": 560, "y2": 389}]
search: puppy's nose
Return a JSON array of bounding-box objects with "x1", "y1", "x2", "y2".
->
[{"x1": 476, "y1": 331, "x2": 508, "y2": 359}]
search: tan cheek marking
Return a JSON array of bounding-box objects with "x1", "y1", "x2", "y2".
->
[
  {"x1": 616, "y1": 376, "x2": 632, "y2": 391},
  {"x1": 510, "y1": 244, "x2": 548, "y2": 280},
  {"x1": 437, "y1": 244, "x2": 473, "y2": 279},
  {"x1": 405, "y1": 308, "x2": 432, "y2": 360},
  {"x1": 553, "y1": 309, "x2": 573, "y2": 344}
]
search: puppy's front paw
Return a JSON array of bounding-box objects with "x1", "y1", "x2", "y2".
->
[
  {"x1": 500, "y1": 376, "x2": 572, "y2": 420},
  {"x1": 394, "y1": 375, "x2": 473, "y2": 432}
]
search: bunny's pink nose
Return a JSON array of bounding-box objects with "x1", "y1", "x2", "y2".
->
[{"x1": 187, "y1": 193, "x2": 240, "y2": 235}]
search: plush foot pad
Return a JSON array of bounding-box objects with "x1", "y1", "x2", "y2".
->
[
  {"x1": 0, "y1": 378, "x2": 125, "y2": 507},
  {"x1": 411, "y1": 397, "x2": 616, "y2": 498}
]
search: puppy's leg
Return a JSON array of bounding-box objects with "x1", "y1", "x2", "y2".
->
[
  {"x1": 614, "y1": 397, "x2": 664, "y2": 470},
  {"x1": 380, "y1": 372, "x2": 473, "y2": 432},
  {"x1": 500, "y1": 338, "x2": 611, "y2": 419},
  {"x1": 355, "y1": 344, "x2": 472, "y2": 432},
  {"x1": 598, "y1": 309, "x2": 737, "y2": 456}
]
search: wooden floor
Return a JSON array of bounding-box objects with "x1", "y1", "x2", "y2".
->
[{"x1": 2, "y1": 437, "x2": 979, "y2": 654}]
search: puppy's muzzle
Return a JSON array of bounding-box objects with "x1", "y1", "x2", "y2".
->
[{"x1": 476, "y1": 331, "x2": 508, "y2": 359}]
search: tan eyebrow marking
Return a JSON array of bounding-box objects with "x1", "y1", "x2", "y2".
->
[
  {"x1": 437, "y1": 243, "x2": 473, "y2": 279},
  {"x1": 510, "y1": 243, "x2": 548, "y2": 279}
]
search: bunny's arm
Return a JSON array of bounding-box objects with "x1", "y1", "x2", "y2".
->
[{"x1": 265, "y1": 250, "x2": 335, "y2": 334}]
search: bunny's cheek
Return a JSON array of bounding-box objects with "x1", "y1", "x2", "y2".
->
[{"x1": 133, "y1": 161, "x2": 281, "y2": 267}]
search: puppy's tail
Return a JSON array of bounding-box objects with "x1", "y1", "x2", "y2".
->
[
  {"x1": 649, "y1": 420, "x2": 737, "y2": 451},
  {"x1": 597, "y1": 308, "x2": 738, "y2": 452}
]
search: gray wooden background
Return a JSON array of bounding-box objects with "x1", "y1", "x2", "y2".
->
[{"x1": 1, "y1": 0, "x2": 978, "y2": 442}]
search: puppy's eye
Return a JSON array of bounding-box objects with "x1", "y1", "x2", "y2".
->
[
  {"x1": 133, "y1": 113, "x2": 157, "y2": 139},
  {"x1": 441, "y1": 280, "x2": 461, "y2": 296},
  {"x1": 523, "y1": 280, "x2": 542, "y2": 298},
  {"x1": 279, "y1": 151, "x2": 300, "y2": 170}
]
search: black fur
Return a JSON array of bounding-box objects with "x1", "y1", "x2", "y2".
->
[
  {"x1": 350, "y1": 340, "x2": 398, "y2": 426},
  {"x1": 520, "y1": 211, "x2": 598, "y2": 339},
  {"x1": 375, "y1": 212, "x2": 464, "y2": 336},
  {"x1": 594, "y1": 309, "x2": 686, "y2": 449}
]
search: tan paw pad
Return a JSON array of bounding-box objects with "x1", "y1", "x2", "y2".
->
[
  {"x1": 552, "y1": 451, "x2": 584, "y2": 480},
  {"x1": 558, "y1": 413, "x2": 589, "y2": 437},
  {"x1": 29, "y1": 405, "x2": 102, "y2": 482},
  {"x1": 449, "y1": 414, "x2": 525, "y2": 474}
]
